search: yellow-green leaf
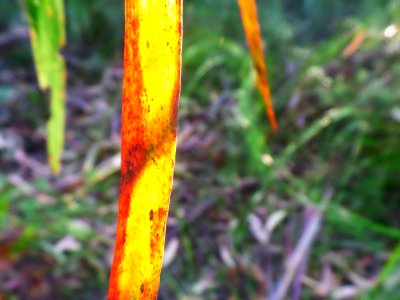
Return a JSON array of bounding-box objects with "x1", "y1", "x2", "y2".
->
[{"x1": 24, "y1": 0, "x2": 66, "y2": 174}]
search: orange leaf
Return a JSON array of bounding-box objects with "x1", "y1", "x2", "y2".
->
[
  {"x1": 342, "y1": 30, "x2": 366, "y2": 58},
  {"x1": 108, "y1": 0, "x2": 182, "y2": 299},
  {"x1": 237, "y1": 0, "x2": 278, "y2": 131}
]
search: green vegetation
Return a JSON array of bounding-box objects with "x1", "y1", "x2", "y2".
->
[
  {"x1": 23, "y1": 0, "x2": 66, "y2": 173},
  {"x1": 0, "y1": 0, "x2": 399, "y2": 299}
]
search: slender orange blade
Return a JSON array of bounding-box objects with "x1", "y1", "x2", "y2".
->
[
  {"x1": 237, "y1": 0, "x2": 278, "y2": 131},
  {"x1": 342, "y1": 30, "x2": 366, "y2": 58},
  {"x1": 108, "y1": 0, "x2": 182, "y2": 299}
]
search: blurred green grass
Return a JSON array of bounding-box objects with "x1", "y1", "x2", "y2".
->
[{"x1": 1, "y1": 0, "x2": 400, "y2": 299}]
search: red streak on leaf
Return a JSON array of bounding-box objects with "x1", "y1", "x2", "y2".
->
[{"x1": 107, "y1": 10, "x2": 143, "y2": 299}]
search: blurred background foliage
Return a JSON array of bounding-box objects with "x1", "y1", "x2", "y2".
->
[{"x1": 0, "y1": 0, "x2": 400, "y2": 299}]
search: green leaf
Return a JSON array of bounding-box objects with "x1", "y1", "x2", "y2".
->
[{"x1": 23, "y1": 0, "x2": 66, "y2": 174}]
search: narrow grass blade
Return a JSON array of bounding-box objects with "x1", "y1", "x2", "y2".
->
[{"x1": 237, "y1": 0, "x2": 278, "y2": 131}]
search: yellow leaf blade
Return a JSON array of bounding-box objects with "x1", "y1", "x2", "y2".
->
[{"x1": 108, "y1": 0, "x2": 182, "y2": 299}]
